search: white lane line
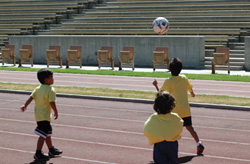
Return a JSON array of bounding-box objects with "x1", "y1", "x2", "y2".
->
[
  {"x1": 0, "y1": 118, "x2": 250, "y2": 146},
  {"x1": 1, "y1": 101, "x2": 250, "y2": 122},
  {"x1": 56, "y1": 104, "x2": 152, "y2": 114},
  {"x1": 1, "y1": 130, "x2": 250, "y2": 163},
  {"x1": 0, "y1": 76, "x2": 152, "y2": 88},
  {"x1": 192, "y1": 115, "x2": 250, "y2": 122},
  {"x1": 1, "y1": 105, "x2": 250, "y2": 131},
  {"x1": 179, "y1": 151, "x2": 250, "y2": 163},
  {"x1": 1, "y1": 106, "x2": 250, "y2": 131},
  {"x1": 0, "y1": 146, "x2": 115, "y2": 164},
  {"x1": 194, "y1": 125, "x2": 250, "y2": 133}
]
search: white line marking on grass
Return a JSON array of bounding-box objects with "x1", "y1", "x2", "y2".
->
[{"x1": 1, "y1": 130, "x2": 250, "y2": 162}]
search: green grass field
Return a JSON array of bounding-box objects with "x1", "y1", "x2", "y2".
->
[{"x1": 0, "y1": 67, "x2": 250, "y2": 106}]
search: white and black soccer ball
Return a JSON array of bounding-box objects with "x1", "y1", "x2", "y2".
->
[{"x1": 152, "y1": 17, "x2": 169, "y2": 35}]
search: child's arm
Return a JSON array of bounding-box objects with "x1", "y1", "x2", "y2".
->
[
  {"x1": 190, "y1": 89, "x2": 195, "y2": 97},
  {"x1": 50, "y1": 102, "x2": 58, "y2": 120},
  {"x1": 152, "y1": 79, "x2": 159, "y2": 92},
  {"x1": 20, "y1": 96, "x2": 33, "y2": 112}
]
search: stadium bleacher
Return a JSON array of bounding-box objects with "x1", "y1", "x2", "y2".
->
[
  {"x1": 0, "y1": 0, "x2": 249, "y2": 71},
  {"x1": 0, "y1": 0, "x2": 98, "y2": 45}
]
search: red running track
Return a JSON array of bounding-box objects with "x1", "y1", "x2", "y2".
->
[
  {"x1": 0, "y1": 92, "x2": 250, "y2": 164},
  {"x1": 0, "y1": 70, "x2": 250, "y2": 98}
]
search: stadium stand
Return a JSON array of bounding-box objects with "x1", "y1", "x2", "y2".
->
[
  {"x1": 0, "y1": 0, "x2": 100, "y2": 48},
  {"x1": 46, "y1": 0, "x2": 248, "y2": 71},
  {"x1": 0, "y1": 0, "x2": 249, "y2": 71}
]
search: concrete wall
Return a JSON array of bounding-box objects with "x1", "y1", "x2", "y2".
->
[
  {"x1": 245, "y1": 37, "x2": 250, "y2": 71},
  {"x1": 9, "y1": 35, "x2": 205, "y2": 68}
]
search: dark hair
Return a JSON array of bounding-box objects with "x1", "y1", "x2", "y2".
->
[
  {"x1": 153, "y1": 92, "x2": 175, "y2": 114},
  {"x1": 37, "y1": 68, "x2": 53, "y2": 84},
  {"x1": 169, "y1": 58, "x2": 182, "y2": 76}
]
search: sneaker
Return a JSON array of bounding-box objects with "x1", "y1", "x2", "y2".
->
[
  {"x1": 49, "y1": 146, "x2": 63, "y2": 157},
  {"x1": 34, "y1": 152, "x2": 50, "y2": 160},
  {"x1": 197, "y1": 143, "x2": 205, "y2": 155}
]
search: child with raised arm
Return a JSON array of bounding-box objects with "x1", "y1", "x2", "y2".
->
[
  {"x1": 144, "y1": 92, "x2": 183, "y2": 164},
  {"x1": 20, "y1": 68, "x2": 62, "y2": 160},
  {"x1": 152, "y1": 57, "x2": 205, "y2": 155}
]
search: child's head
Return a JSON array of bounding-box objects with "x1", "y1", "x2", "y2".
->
[
  {"x1": 37, "y1": 68, "x2": 54, "y2": 84},
  {"x1": 153, "y1": 92, "x2": 175, "y2": 114},
  {"x1": 169, "y1": 58, "x2": 182, "y2": 76}
]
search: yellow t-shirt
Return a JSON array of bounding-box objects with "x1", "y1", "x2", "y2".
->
[
  {"x1": 31, "y1": 85, "x2": 56, "y2": 122},
  {"x1": 160, "y1": 74, "x2": 193, "y2": 118},
  {"x1": 144, "y1": 112, "x2": 183, "y2": 145}
]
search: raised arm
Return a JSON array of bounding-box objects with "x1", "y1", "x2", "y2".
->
[
  {"x1": 20, "y1": 96, "x2": 33, "y2": 112},
  {"x1": 152, "y1": 79, "x2": 159, "y2": 92}
]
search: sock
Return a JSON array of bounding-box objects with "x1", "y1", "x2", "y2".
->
[
  {"x1": 197, "y1": 141, "x2": 202, "y2": 146},
  {"x1": 49, "y1": 146, "x2": 54, "y2": 152}
]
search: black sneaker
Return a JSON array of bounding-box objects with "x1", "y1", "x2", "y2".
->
[
  {"x1": 197, "y1": 143, "x2": 205, "y2": 155},
  {"x1": 49, "y1": 146, "x2": 63, "y2": 157},
  {"x1": 34, "y1": 152, "x2": 50, "y2": 160}
]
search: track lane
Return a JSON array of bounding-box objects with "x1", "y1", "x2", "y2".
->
[
  {"x1": 1, "y1": 70, "x2": 250, "y2": 97},
  {"x1": 0, "y1": 92, "x2": 250, "y2": 163}
]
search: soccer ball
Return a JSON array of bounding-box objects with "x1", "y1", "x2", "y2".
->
[{"x1": 152, "y1": 17, "x2": 169, "y2": 35}]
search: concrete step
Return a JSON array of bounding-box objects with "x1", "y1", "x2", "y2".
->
[
  {"x1": 229, "y1": 49, "x2": 245, "y2": 54},
  {"x1": 205, "y1": 50, "x2": 245, "y2": 57},
  {"x1": 233, "y1": 46, "x2": 245, "y2": 50},
  {"x1": 205, "y1": 60, "x2": 244, "y2": 66},
  {"x1": 229, "y1": 54, "x2": 245, "y2": 58},
  {"x1": 205, "y1": 57, "x2": 245, "y2": 62},
  {"x1": 205, "y1": 65, "x2": 243, "y2": 70}
]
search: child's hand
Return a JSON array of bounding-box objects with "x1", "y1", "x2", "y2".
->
[
  {"x1": 20, "y1": 105, "x2": 27, "y2": 112},
  {"x1": 54, "y1": 112, "x2": 58, "y2": 120},
  {"x1": 191, "y1": 91, "x2": 195, "y2": 97},
  {"x1": 152, "y1": 79, "x2": 160, "y2": 91},
  {"x1": 152, "y1": 79, "x2": 158, "y2": 86}
]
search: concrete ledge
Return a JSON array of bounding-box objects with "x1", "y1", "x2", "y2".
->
[
  {"x1": 9, "y1": 35, "x2": 205, "y2": 68},
  {"x1": 1, "y1": 89, "x2": 250, "y2": 111}
]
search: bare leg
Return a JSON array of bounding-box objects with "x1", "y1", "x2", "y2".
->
[
  {"x1": 46, "y1": 136, "x2": 53, "y2": 149},
  {"x1": 186, "y1": 125, "x2": 199, "y2": 143},
  {"x1": 36, "y1": 136, "x2": 45, "y2": 151}
]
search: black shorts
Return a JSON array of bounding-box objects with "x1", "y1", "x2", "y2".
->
[
  {"x1": 34, "y1": 121, "x2": 52, "y2": 138},
  {"x1": 182, "y1": 116, "x2": 192, "y2": 126}
]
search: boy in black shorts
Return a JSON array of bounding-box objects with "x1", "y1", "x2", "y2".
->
[
  {"x1": 20, "y1": 69, "x2": 62, "y2": 160},
  {"x1": 153, "y1": 58, "x2": 205, "y2": 155}
]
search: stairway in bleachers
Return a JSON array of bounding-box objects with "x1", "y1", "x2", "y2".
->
[
  {"x1": 38, "y1": 0, "x2": 250, "y2": 71},
  {"x1": 0, "y1": 0, "x2": 102, "y2": 48},
  {"x1": 0, "y1": 0, "x2": 249, "y2": 71}
]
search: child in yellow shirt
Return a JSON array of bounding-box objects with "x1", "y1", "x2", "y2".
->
[
  {"x1": 144, "y1": 92, "x2": 183, "y2": 164},
  {"x1": 153, "y1": 57, "x2": 204, "y2": 155},
  {"x1": 20, "y1": 69, "x2": 62, "y2": 160}
]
